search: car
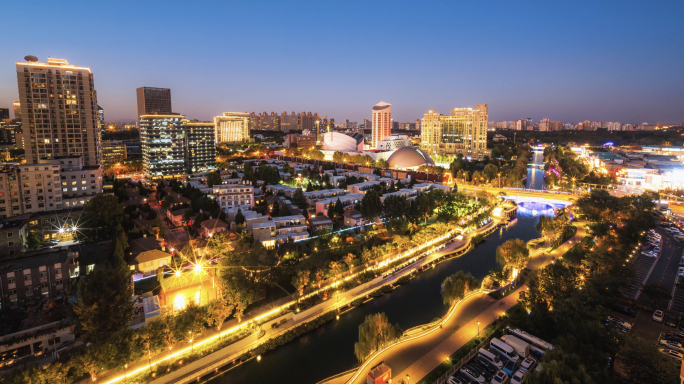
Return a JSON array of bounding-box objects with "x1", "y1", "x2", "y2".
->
[
  {"x1": 662, "y1": 334, "x2": 684, "y2": 344},
  {"x1": 464, "y1": 363, "x2": 492, "y2": 381},
  {"x1": 473, "y1": 355, "x2": 499, "y2": 373},
  {"x1": 606, "y1": 322, "x2": 629, "y2": 334},
  {"x1": 510, "y1": 369, "x2": 525, "y2": 384},
  {"x1": 642, "y1": 252, "x2": 657, "y2": 257},
  {"x1": 446, "y1": 376, "x2": 468, "y2": 384},
  {"x1": 666, "y1": 316, "x2": 678, "y2": 327},
  {"x1": 653, "y1": 310, "x2": 665, "y2": 322},
  {"x1": 459, "y1": 366, "x2": 485, "y2": 383},
  {"x1": 503, "y1": 359, "x2": 519, "y2": 375},
  {"x1": 607, "y1": 316, "x2": 632, "y2": 329},
  {"x1": 520, "y1": 356, "x2": 536, "y2": 372},
  {"x1": 614, "y1": 306, "x2": 637, "y2": 318},
  {"x1": 659, "y1": 339, "x2": 684, "y2": 352},
  {"x1": 491, "y1": 371, "x2": 510, "y2": 384},
  {"x1": 659, "y1": 348, "x2": 684, "y2": 360}
]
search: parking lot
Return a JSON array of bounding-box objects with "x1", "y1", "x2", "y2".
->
[{"x1": 638, "y1": 227, "x2": 683, "y2": 305}]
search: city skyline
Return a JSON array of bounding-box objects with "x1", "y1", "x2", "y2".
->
[{"x1": 1, "y1": 1, "x2": 683, "y2": 125}]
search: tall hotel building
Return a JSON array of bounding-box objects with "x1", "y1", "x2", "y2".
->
[
  {"x1": 421, "y1": 104, "x2": 489, "y2": 160},
  {"x1": 136, "y1": 87, "x2": 172, "y2": 116},
  {"x1": 140, "y1": 114, "x2": 187, "y2": 178},
  {"x1": 214, "y1": 112, "x2": 250, "y2": 143},
  {"x1": 15, "y1": 57, "x2": 102, "y2": 167},
  {"x1": 371, "y1": 101, "x2": 391, "y2": 149}
]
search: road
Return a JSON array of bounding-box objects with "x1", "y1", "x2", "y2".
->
[
  {"x1": 638, "y1": 227, "x2": 684, "y2": 306},
  {"x1": 330, "y1": 218, "x2": 587, "y2": 384}
]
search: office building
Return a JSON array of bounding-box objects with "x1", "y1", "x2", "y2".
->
[
  {"x1": 0, "y1": 122, "x2": 17, "y2": 145},
  {"x1": 136, "y1": 87, "x2": 172, "y2": 117},
  {"x1": 15, "y1": 57, "x2": 102, "y2": 167},
  {"x1": 185, "y1": 122, "x2": 216, "y2": 173},
  {"x1": 12, "y1": 101, "x2": 21, "y2": 121},
  {"x1": 372, "y1": 101, "x2": 391, "y2": 149},
  {"x1": 97, "y1": 105, "x2": 104, "y2": 130},
  {"x1": 102, "y1": 140, "x2": 128, "y2": 164},
  {"x1": 0, "y1": 109, "x2": 9, "y2": 120},
  {"x1": 420, "y1": 104, "x2": 488, "y2": 159},
  {"x1": 214, "y1": 112, "x2": 250, "y2": 143},
  {"x1": 140, "y1": 114, "x2": 186, "y2": 178}
]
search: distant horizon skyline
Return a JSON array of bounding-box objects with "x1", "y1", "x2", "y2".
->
[{"x1": 1, "y1": 1, "x2": 683, "y2": 125}]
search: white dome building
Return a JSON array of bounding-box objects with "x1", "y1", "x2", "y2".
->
[{"x1": 322, "y1": 131, "x2": 364, "y2": 152}]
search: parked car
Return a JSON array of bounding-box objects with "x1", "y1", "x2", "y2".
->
[
  {"x1": 464, "y1": 363, "x2": 493, "y2": 381},
  {"x1": 491, "y1": 371, "x2": 510, "y2": 384},
  {"x1": 659, "y1": 348, "x2": 684, "y2": 360},
  {"x1": 613, "y1": 306, "x2": 637, "y2": 318},
  {"x1": 520, "y1": 356, "x2": 536, "y2": 372},
  {"x1": 473, "y1": 355, "x2": 499, "y2": 373},
  {"x1": 459, "y1": 366, "x2": 485, "y2": 383},
  {"x1": 510, "y1": 370, "x2": 525, "y2": 384},
  {"x1": 607, "y1": 316, "x2": 632, "y2": 329},
  {"x1": 659, "y1": 339, "x2": 684, "y2": 352},
  {"x1": 666, "y1": 316, "x2": 678, "y2": 327},
  {"x1": 653, "y1": 310, "x2": 665, "y2": 323},
  {"x1": 446, "y1": 376, "x2": 467, "y2": 384},
  {"x1": 503, "y1": 359, "x2": 519, "y2": 376},
  {"x1": 479, "y1": 349, "x2": 504, "y2": 369}
]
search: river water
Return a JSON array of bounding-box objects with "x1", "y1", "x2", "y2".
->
[
  {"x1": 208, "y1": 214, "x2": 545, "y2": 384},
  {"x1": 526, "y1": 149, "x2": 546, "y2": 190}
]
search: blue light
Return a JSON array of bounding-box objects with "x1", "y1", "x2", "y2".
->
[{"x1": 603, "y1": 142, "x2": 614, "y2": 147}]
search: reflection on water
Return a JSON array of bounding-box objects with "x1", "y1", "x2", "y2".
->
[
  {"x1": 517, "y1": 201, "x2": 557, "y2": 217},
  {"x1": 526, "y1": 151, "x2": 546, "y2": 190}
]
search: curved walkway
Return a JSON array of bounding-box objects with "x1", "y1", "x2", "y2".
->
[{"x1": 329, "y1": 218, "x2": 587, "y2": 384}]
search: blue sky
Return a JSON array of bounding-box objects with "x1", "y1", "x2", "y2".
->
[{"x1": 1, "y1": 0, "x2": 683, "y2": 124}]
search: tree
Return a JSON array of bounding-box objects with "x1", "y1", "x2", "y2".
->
[
  {"x1": 24, "y1": 233, "x2": 42, "y2": 251},
  {"x1": 207, "y1": 171, "x2": 222, "y2": 187},
  {"x1": 153, "y1": 216, "x2": 166, "y2": 237},
  {"x1": 496, "y1": 238, "x2": 530, "y2": 271},
  {"x1": 291, "y1": 188, "x2": 308, "y2": 210},
  {"x1": 292, "y1": 269, "x2": 310, "y2": 296},
  {"x1": 344, "y1": 253, "x2": 356, "y2": 274},
  {"x1": 76, "y1": 194, "x2": 125, "y2": 242},
  {"x1": 620, "y1": 336, "x2": 679, "y2": 384},
  {"x1": 207, "y1": 299, "x2": 235, "y2": 340},
  {"x1": 354, "y1": 313, "x2": 402, "y2": 362},
  {"x1": 483, "y1": 163, "x2": 499, "y2": 181},
  {"x1": 415, "y1": 193, "x2": 435, "y2": 224},
  {"x1": 329, "y1": 261, "x2": 344, "y2": 278},
  {"x1": 161, "y1": 195, "x2": 176, "y2": 210},
  {"x1": 526, "y1": 347, "x2": 597, "y2": 384},
  {"x1": 72, "y1": 264, "x2": 135, "y2": 342},
  {"x1": 279, "y1": 202, "x2": 292, "y2": 216},
  {"x1": 235, "y1": 208, "x2": 246, "y2": 225},
  {"x1": 441, "y1": 271, "x2": 479, "y2": 305},
  {"x1": 383, "y1": 195, "x2": 410, "y2": 220},
  {"x1": 360, "y1": 189, "x2": 382, "y2": 222},
  {"x1": 641, "y1": 282, "x2": 672, "y2": 306},
  {"x1": 489, "y1": 266, "x2": 511, "y2": 287}
]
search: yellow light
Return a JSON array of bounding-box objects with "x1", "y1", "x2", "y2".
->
[
  {"x1": 194, "y1": 264, "x2": 202, "y2": 274},
  {"x1": 175, "y1": 270, "x2": 181, "y2": 277}
]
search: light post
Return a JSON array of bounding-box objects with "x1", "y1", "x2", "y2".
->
[
  {"x1": 406, "y1": 374, "x2": 410, "y2": 384},
  {"x1": 497, "y1": 172, "x2": 501, "y2": 188},
  {"x1": 477, "y1": 320, "x2": 480, "y2": 337},
  {"x1": 572, "y1": 177, "x2": 576, "y2": 194}
]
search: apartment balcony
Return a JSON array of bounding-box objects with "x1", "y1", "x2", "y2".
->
[
  {"x1": 8, "y1": 282, "x2": 15, "y2": 290},
  {"x1": 55, "y1": 273, "x2": 62, "y2": 279},
  {"x1": 41, "y1": 287, "x2": 49, "y2": 294}
]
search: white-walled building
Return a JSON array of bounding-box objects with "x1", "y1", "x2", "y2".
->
[{"x1": 212, "y1": 185, "x2": 254, "y2": 212}]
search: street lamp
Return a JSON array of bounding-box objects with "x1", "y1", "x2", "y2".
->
[
  {"x1": 406, "y1": 374, "x2": 410, "y2": 384},
  {"x1": 477, "y1": 320, "x2": 480, "y2": 337},
  {"x1": 497, "y1": 172, "x2": 501, "y2": 188}
]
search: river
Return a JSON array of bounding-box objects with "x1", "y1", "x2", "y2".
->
[
  {"x1": 207, "y1": 212, "x2": 546, "y2": 384},
  {"x1": 526, "y1": 149, "x2": 546, "y2": 191}
]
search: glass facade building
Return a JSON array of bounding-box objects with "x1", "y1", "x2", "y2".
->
[
  {"x1": 185, "y1": 122, "x2": 216, "y2": 173},
  {"x1": 140, "y1": 114, "x2": 186, "y2": 178}
]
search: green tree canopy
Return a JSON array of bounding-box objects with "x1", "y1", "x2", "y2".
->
[
  {"x1": 496, "y1": 238, "x2": 530, "y2": 271},
  {"x1": 354, "y1": 313, "x2": 403, "y2": 362},
  {"x1": 441, "y1": 271, "x2": 479, "y2": 305},
  {"x1": 206, "y1": 171, "x2": 222, "y2": 187},
  {"x1": 360, "y1": 189, "x2": 382, "y2": 222},
  {"x1": 76, "y1": 194, "x2": 125, "y2": 242}
]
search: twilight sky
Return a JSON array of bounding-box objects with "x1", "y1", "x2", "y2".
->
[{"x1": 1, "y1": 0, "x2": 683, "y2": 125}]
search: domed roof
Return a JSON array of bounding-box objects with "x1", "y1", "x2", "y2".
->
[{"x1": 387, "y1": 147, "x2": 435, "y2": 169}]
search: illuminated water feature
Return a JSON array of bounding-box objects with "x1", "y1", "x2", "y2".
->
[
  {"x1": 526, "y1": 150, "x2": 546, "y2": 190},
  {"x1": 207, "y1": 215, "x2": 546, "y2": 384}
]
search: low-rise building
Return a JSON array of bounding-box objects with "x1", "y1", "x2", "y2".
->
[
  {"x1": 252, "y1": 215, "x2": 309, "y2": 249},
  {"x1": 380, "y1": 188, "x2": 418, "y2": 203},
  {"x1": 308, "y1": 216, "x2": 333, "y2": 234},
  {"x1": 102, "y1": 140, "x2": 128, "y2": 164},
  {"x1": 303, "y1": 188, "x2": 345, "y2": 206},
  {"x1": 200, "y1": 218, "x2": 228, "y2": 237},
  {"x1": 212, "y1": 185, "x2": 254, "y2": 212},
  {"x1": 347, "y1": 181, "x2": 381, "y2": 194},
  {"x1": 343, "y1": 209, "x2": 366, "y2": 228},
  {"x1": 129, "y1": 249, "x2": 171, "y2": 278},
  {"x1": 315, "y1": 193, "x2": 364, "y2": 216},
  {"x1": 266, "y1": 184, "x2": 298, "y2": 197}
]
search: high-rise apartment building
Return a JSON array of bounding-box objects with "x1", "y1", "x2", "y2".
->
[
  {"x1": 214, "y1": 112, "x2": 250, "y2": 143},
  {"x1": 185, "y1": 122, "x2": 216, "y2": 173},
  {"x1": 136, "y1": 87, "x2": 172, "y2": 117},
  {"x1": 12, "y1": 101, "x2": 21, "y2": 121},
  {"x1": 538, "y1": 118, "x2": 550, "y2": 132},
  {"x1": 549, "y1": 121, "x2": 563, "y2": 131},
  {"x1": 140, "y1": 114, "x2": 186, "y2": 178},
  {"x1": 421, "y1": 104, "x2": 488, "y2": 160},
  {"x1": 97, "y1": 105, "x2": 104, "y2": 131},
  {"x1": 372, "y1": 101, "x2": 391, "y2": 149},
  {"x1": 280, "y1": 111, "x2": 299, "y2": 132},
  {"x1": 16, "y1": 57, "x2": 102, "y2": 167},
  {"x1": 514, "y1": 119, "x2": 527, "y2": 131},
  {"x1": 260, "y1": 112, "x2": 280, "y2": 131}
]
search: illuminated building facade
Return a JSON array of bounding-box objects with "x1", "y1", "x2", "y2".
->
[
  {"x1": 421, "y1": 104, "x2": 489, "y2": 159},
  {"x1": 102, "y1": 140, "x2": 127, "y2": 164},
  {"x1": 140, "y1": 114, "x2": 186, "y2": 178},
  {"x1": 372, "y1": 101, "x2": 391, "y2": 149},
  {"x1": 185, "y1": 122, "x2": 216, "y2": 173},
  {"x1": 136, "y1": 87, "x2": 172, "y2": 117},
  {"x1": 13, "y1": 101, "x2": 21, "y2": 121},
  {"x1": 15, "y1": 57, "x2": 102, "y2": 167},
  {"x1": 213, "y1": 112, "x2": 249, "y2": 143}
]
